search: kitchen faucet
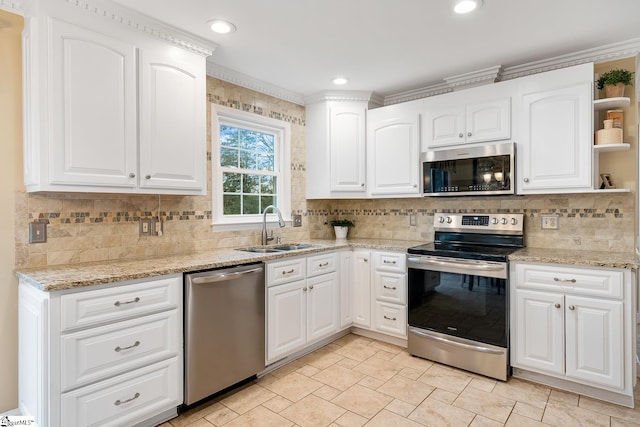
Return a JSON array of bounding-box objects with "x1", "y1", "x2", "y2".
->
[{"x1": 262, "y1": 205, "x2": 286, "y2": 245}]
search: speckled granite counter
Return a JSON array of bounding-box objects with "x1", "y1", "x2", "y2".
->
[
  {"x1": 509, "y1": 247, "x2": 639, "y2": 270},
  {"x1": 16, "y1": 238, "x2": 421, "y2": 292}
]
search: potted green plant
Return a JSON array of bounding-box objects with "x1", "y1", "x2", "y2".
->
[
  {"x1": 330, "y1": 219, "x2": 355, "y2": 239},
  {"x1": 596, "y1": 69, "x2": 634, "y2": 98}
]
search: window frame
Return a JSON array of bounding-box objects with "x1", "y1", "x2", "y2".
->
[{"x1": 211, "y1": 105, "x2": 291, "y2": 229}]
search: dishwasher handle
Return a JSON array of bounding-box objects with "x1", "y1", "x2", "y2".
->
[{"x1": 191, "y1": 266, "x2": 264, "y2": 285}]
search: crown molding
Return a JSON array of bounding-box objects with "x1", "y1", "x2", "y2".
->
[
  {"x1": 501, "y1": 38, "x2": 640, "y2": 81},
  {"x1": 207, "y1": 61, "x2": 306, "y2": 106},
  {"x1": 444, "y1": 65, "x2": 503, "y2": 91},
  {"x1": 26, "y1": 0, "x2": 217, "y2": 56},
  {"x1": 304, "y1": 90, "x2": 382, "y2": 106},
  {"x1": 384, "y1": 82, "x2": 451, "y2": 106},
  {"x1": 0, "y1": 0, "x2": 23, "y2": 14}
]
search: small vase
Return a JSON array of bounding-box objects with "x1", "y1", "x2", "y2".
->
[
  {"x1": 333, "y1": 226, "x2": 348, "y2": 240},
  {"x1": 604, "y1": 83, "x2": 625, "y2": 98}
]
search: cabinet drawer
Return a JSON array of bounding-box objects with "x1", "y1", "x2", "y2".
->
[
  {"x1": 61, "y1": 310, "x2": 180, "y2": 392},
  {"x1": 374, "y1": 302, "x2": 407, "y2": 338},
  {"x1": 60, "y1": 276, "x2": 181, "y2": 332},
  {"x1": 374, "y1": 252, "x2": 406, "y2": 273},
  {"x1": 307, "y1": 252, "x2": 337, "y2": 277},
  {"x1": 267, "y1": 258, "x2": 306, "y2": 286},
  {"x1": 374, "y1": 272, "x2": 407, "y2": 304},
  {"x1": 514, "y1": 263, "x2": 623, "y2": 298},
  {"x1": 61, "y1": 357, "x2": 181, "y2": 427}
]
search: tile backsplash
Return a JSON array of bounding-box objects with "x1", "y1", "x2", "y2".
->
[{"x1": 14, "y1": 78, "x2": 636, "y2": 268}]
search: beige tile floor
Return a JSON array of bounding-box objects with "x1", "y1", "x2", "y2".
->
[{"x1": 161, "y1": 334, "x2": 640, "y2": 427}]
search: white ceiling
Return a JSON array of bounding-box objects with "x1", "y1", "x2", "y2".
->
[{"x1": 112, "y1": 0, "x2": 640, "y2": 99}]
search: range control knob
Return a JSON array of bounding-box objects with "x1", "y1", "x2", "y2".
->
[
  {"x1": 438, "y1": 216, "x2": 445, "y2": 224},
  {"x1": 491, "y1": 218, "x2": 499, "y2": 225},
  {"x1": 501, "y1": 218, "x2": 508, "y2": 225},
  {"x1": 446, "y1": 217, "x2": 453, "y2": 224},
  {"x1": 510, "y1": 218, "x2": 518, "y2": 225}
]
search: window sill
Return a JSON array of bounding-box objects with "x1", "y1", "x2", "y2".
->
[{"x1": 211, "y1": 220, "x2": 292, "y2": 232}]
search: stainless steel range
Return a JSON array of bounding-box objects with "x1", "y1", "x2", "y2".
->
[{"x1": 407, "y1": 213, "x2": 524, "y2": 381}]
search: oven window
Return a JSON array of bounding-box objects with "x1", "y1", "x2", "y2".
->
[{"x1": 408, "y1": 269, "x2": 507, "y2": 347}]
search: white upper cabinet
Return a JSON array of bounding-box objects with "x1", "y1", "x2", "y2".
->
[
  {"x1": 22, "y1": 0, "x2": 211, "y2": 194},
  {"x1": 367, "y1": 101, "x2": 421, "y2": 197},
  {"x1": 424, "y1": 82, "x2": 513, "y2": 150},
  {"x1": 515, "y1": 63, "x2": 593, "y2": 194},
  {"x1": 306, "y1": 99, "x2": 368, "y2": 198}
]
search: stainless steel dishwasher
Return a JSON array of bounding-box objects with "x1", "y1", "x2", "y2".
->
[{"x1": 184, "y1": 263, "x2": 265, "y2": 405}]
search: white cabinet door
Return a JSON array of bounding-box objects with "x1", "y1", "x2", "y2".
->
[
  {"x1": 466, "y1": 98, "x2": 511, "y2": 143},
  {"x1": 367, "y1": 110, "x2": 420, "y2": 196},
  {"x1": 330, "y1": 106, "x2": 367, "y2": 193},
  {"x1": 50, "y1": 18, "x2": 137, "y2": 188},
  {"x1": 138, "y1": 42, "x2": 206, "y2": 192},
  {"x1": 565, "y1": 295, "x2": 624, "y2": 389},
  {"x1": 426, "y1": 106, "x2": 466, "y2": 148},
  {"x1": 513, "y1": 289, "x2": 564, "y2": 375},
  {"x1": 352, "y1": 251, "x2": 371, "y2": 328},
  {"x1": 307, "y1": 273, "x2": 339, "y2": 343},
  {"x1": 516, "y1": 63, "x2": 593, "y2": 193},
  {"x1": 267, "y1": 280, "x2": 306, "y2": 363},
  {"x1": 339, "y1": 251, "x2": 354, "y2": 328}
]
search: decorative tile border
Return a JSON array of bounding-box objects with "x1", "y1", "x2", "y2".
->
[
  {"x1": 207, "y1": 93, "x2": 305, "y2": 127},
  {"x1": 28, "y1": 210, "x2": 213, "y2": 225}
]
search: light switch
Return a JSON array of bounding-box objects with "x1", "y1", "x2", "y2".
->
[{"x1": 29, "y1": 222, "x2": 47, "y2": 243}]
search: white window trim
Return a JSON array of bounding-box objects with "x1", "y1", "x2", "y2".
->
[{"x1": 211, "y1": 104, "x2": 291, "y2": 230}]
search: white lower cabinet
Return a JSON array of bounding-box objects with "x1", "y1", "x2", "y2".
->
[
  {"x1": 510, "y1": 262, "x2": 635, "y2": 407},
  {"x1": 19, "y1": 275, "x2": 183, "y2": 427},
  {"x1": 351, "y1": 250, "x2": 408, "y2": 340},
  {"x1": 266, "y1": 252, "x2": 340, "y2": 364}
]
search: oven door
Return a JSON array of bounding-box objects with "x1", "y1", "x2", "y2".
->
[{"x1": 407, "y1": 255, "x2": 508, "y2": 348}]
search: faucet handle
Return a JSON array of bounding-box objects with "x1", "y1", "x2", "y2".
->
[{"x1": 276, "y1": 236, "x2": 283, "y2": 244}]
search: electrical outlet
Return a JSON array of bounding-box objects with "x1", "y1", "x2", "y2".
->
[
  {"x1": 139, "y1": 219, "x2": 152, "y2": 236},
  {"x1": 541, "y1": 214, "x2": 559, "y2": 230},
  {"x1": 292, "y1": 214, "x2": 302, "y2": 227},
  {"x1": 409, "y1": 213, "x2": 417, "y2": 226}
]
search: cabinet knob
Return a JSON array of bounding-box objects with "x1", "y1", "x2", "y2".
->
[
  {"x1": 554, "y1": 303, "x2": 561, "y2": 309},
  {"x1": 361, "y1": 183, "x2": 365, "y2": 187},
  {"x1": 129, "y1": 173, "x2": 136, "y2": 178},
  {"x1": 568, "y1": 305, "x2": 575, "y2": 311},
  {"x1": 309, "y1": 285, "x2": 314, "y2": 290},
  {"x1": 303, "y1": 287, "x2": 307, "y2": 292},
  {"x1": 467, "y1": 132, "x2": 472, "y2": 137},
  {"x1": 523, "y1": 178, "x2": 529, "y2": 183},
  {"x1": 413, "y1": 184, "x2": 417, "y2": 188},
  {"x1": 458, "y1": 133, "x2": 464, "y2": 138},
  {"x1": 145, "y1": 175, "x2": 151, "y2": 180}
]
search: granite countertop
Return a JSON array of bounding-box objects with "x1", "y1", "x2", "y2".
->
[
  {"x1": 16, "y1": 238, "x2": 421, "y2": 292},
  {"x1": 509, "y1": 247, "x2": 639, "y2": 270}
]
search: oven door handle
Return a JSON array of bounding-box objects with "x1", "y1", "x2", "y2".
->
[
  {"x1": 407, "y1": 257, "x2": 504, "y2": 272},
  {"x1": 409, "y1": 328, "x2": 504, "y2": 355}
]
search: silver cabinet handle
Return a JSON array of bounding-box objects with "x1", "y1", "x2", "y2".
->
[
  {"x1": 554, "y1": 303, "x2": 561, "y2": 308},
  {"x1": 383, "y1": 315, "x2": 397, "y2": 321},
  {"x1": 114, "y1": 392, "x2": 140, "y2": 406},
  {"x1": 318, "y1": 262, "x2": 329, "y2": 267},
  {"x1": 568, "y1": 305, "x2": 575, "y2": 311},
  {"x1": 115, "y1": 340, "x2": 140, "y2": 352},
  {"x1": 467, "y1": 132, "x2": 472, "y2": 137},
  {"x1": 128, "y1": 173, "x2": 136, "y2": 178},
  {"x1": 383, "y1": 285, "x2": 397, "y2": 290},
  {"x1": 553, "y1": 277, "x2": 576, "y2": 283},
  {"x1": 282, "y1": 269, "x2": 295, "y2": 275},
  {"x1": 145, "y1": 174, "x2": 151, "y2": 179},
  {"x1": 114, "y1": 297, "x2": 140, "y2": 307},
  {"x1": 523, "y1": 178, "x2": 529, "y2": 183},
  {"x1": 458, "y1": 133, "x2": 463, "y2": 138},
  {"x1": 383, "y1": 260, "x2": 397, "y2": 264}
]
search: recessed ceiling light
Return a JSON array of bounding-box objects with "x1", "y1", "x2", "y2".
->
[
  {"x1": 453, "y1": 0, "x2": 483, "y2": 14},
  {"x1": 209, "y1": 19, "x2": 236, "y2": 34},
  {"x1": 332, "y1": 77, "x2": 349, "y2": 85}
]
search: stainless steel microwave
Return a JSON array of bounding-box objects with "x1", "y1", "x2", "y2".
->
[{"x1": 422, "y1": 142, "x2": 515, "y2": 196}]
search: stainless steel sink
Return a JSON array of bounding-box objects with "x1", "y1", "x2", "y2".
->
[{"x1": 236, "y1": 243, "x2": 314, "y2": 253}]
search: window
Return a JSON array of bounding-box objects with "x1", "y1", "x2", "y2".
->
[{"x1": 212, "y1": 105, "x2": 291, "y2": 228}]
